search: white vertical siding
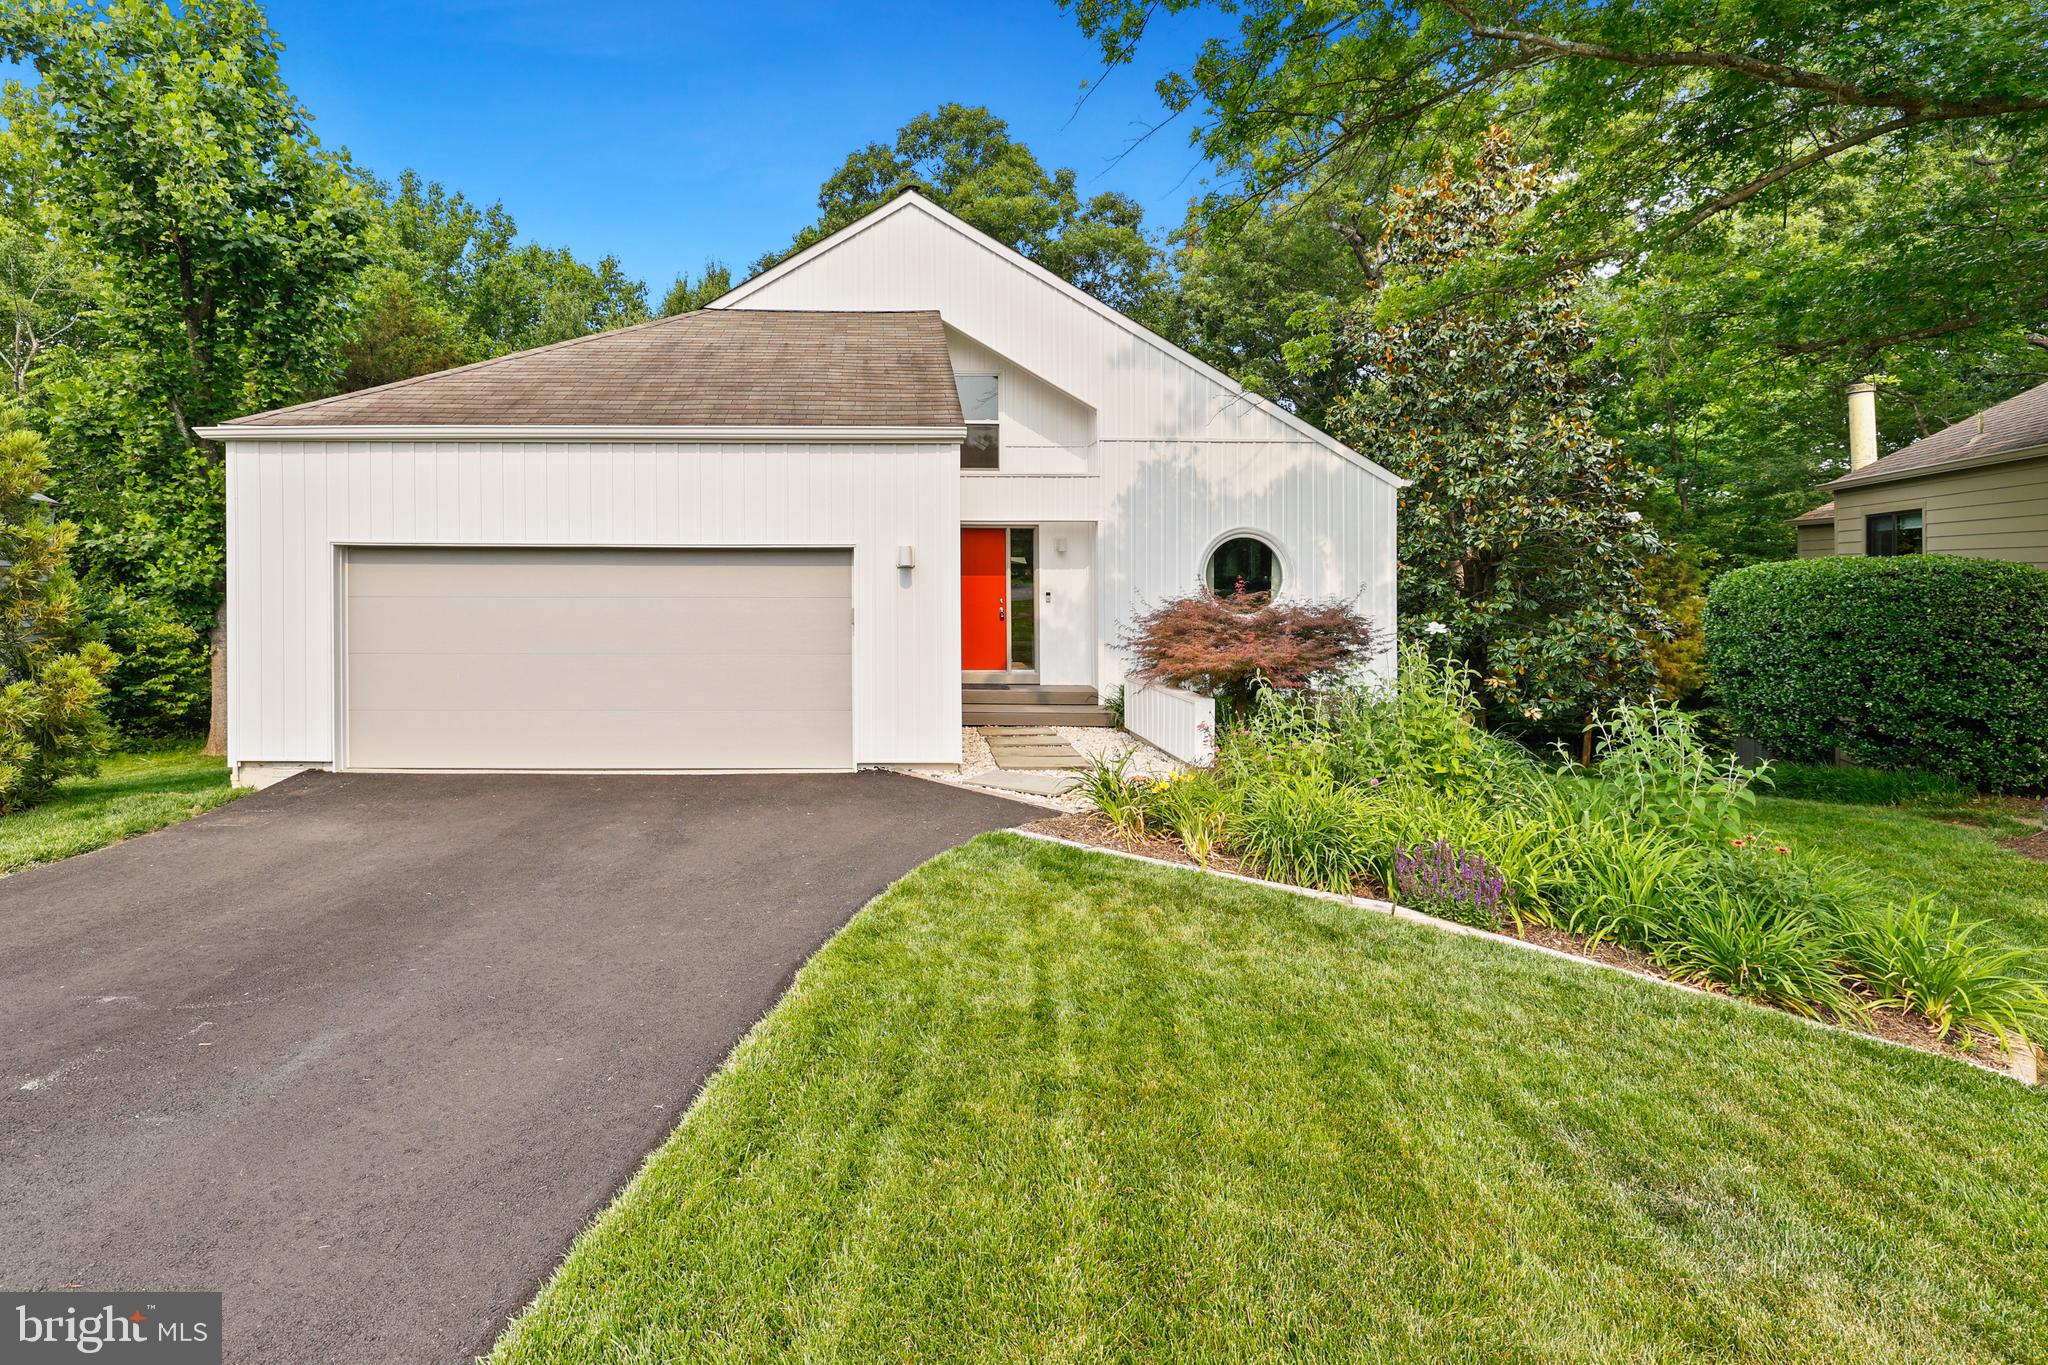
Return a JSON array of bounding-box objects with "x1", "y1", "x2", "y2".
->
[
  {"x1": 719, "y1": 196, "x2": 1402, "y2": 698},
  {"x1": 226, "y1": 439, "x2": 962, "y2": 768},
  {"x1": 1125, "y1": 682, "x2": 1217, "y2": 766},
  {"x1": 1093, "y1": 440, "x2": 1397, "y2": 692}
]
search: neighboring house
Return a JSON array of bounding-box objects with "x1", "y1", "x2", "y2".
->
[
  {"x1": 1793, "y1": 379, "x2": 2048, "y2": 568},
  {"x1": 197, "y1": 192, "x2": 1398, "y2": 784}
]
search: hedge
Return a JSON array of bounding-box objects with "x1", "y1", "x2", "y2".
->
[{"x1": 1704, "y1": 555, "x2": 2048, "y2": 791}]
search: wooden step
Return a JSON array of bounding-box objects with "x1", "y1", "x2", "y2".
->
[
  {"x1": 964, "y1": 704, "x2": 1116, "y2": 728},
  {"x1": 961, "y1": 684, "x2": 1100, "y2": 706}
]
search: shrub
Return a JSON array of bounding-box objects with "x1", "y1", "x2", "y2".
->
[
  {"x1": 1120, "y1": 590, "x2": 1382, "y2": 710},
  {"x1": 1705, "y1": 556, "x2": 2048, "y2": 790},
  {"x1": 0, "y1": 412, "x2": 115, "y2": 811},
  {"x1": 1583, "y1": 700, "x2": 1763, "y2": 839},
  {"x1": 1394, "y1": 840, "x2": 1509, "y2": 930},
  {"x1": 1230, "y1": 770, "x2": 1376, "y2": 893},
  {"x1": 89, "y1": 590, "x2": 211, "y2": 740},
  {"x1": 1839, "y1": 898, "x2": 2048, "y2": 1047}
]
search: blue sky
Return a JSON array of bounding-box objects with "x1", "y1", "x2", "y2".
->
[{"x1": 251, "y1": 0, "x2": 1217, "y2": 292}]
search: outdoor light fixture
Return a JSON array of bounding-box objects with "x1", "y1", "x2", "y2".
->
[
  {"x1": 896, "y1": 544, "x2": 916, "y2": 569},
  {"x1": 1054, "y1": 536, "x2": 1068, "y2": 555}
]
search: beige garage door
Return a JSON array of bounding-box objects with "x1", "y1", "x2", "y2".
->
[{"x1": 344, "y1": 547, "x2": 853, "y2": 770}]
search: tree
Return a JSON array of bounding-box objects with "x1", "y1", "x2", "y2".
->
[
  {"x1": 0, "y1": 409, "x2": 113, "y2": 811},
  {"x1": 1069, "y1": 0, "x2": 2048, "y2": 572},
  {"x1": 0, "y1": 131, "x2": 91, "y2": 397},
  {"x1": 2, "y1": 0, "x2": 373, "y2": 754},
  {"x1": 758, "y1": 104, "x2": 1163, "y2": 312},
  {"x1": 1300, "y1": 130, "x2": 1663, "y2": 726},
  {"x1": 659, "y1": 263, "x2": 732, "y2": 316}
]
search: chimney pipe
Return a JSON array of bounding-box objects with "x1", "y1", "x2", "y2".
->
[{"x1": 1847, "y1": 382, "x2": 1878, "y2": 471}]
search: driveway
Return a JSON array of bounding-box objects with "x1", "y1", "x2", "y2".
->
[{"x1": 0, "y1": 771, "x2": 1037, "y2": 1362}]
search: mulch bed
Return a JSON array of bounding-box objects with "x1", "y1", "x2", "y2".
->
[
  {"x1": 1022, "y1": 812, "x2": 2040, "y2": 1084},
  {"x1": 1999, "y1": 828, "x2": 2048, "y2": 864}
]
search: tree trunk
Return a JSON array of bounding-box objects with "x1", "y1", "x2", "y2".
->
[{"x1": 204, "y1": 598, "x2": 228, "y2": 757}]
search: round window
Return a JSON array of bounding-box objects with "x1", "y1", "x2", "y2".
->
[{"x1": 1206, "y1": 536, "x2": 1279, "y2": 599}]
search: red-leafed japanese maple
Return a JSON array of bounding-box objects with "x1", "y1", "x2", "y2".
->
[{"x1": 1120, "y1": 592, "x2": 1381, "y2": 709}]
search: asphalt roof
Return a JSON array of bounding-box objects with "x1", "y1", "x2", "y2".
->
[
  {"x1": 220, "y1": 309, "x2": 963, "y2": 430},
  {"x1": 1791, "y1": 500, "x2": 1836, "y2": 524},
  {"x1": 1831, "y1": 377, "x2": 2048, "y2": 490}
]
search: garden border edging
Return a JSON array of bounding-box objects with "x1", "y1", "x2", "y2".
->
[{"x1": 1011, "y1": 828, "x2": 2040, "y2": 1088}]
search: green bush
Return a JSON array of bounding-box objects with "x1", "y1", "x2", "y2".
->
[
  {"x1": 1705, "y1": 556, "x2": 2048, "y2": 790},
  {"x1": 90, "y1": 591, "x2": 211, "y2": 741}
]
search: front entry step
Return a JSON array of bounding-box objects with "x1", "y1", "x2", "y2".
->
[
  {"x1": 964, "y1": 703, "x2": 1115, "y2": 728},
  {"x1": 980, "y1": 726, "x2": 1093, "y2": 771},
  {"x1": 962, "y1": 685, "x2": 1114, "y2": 728}
]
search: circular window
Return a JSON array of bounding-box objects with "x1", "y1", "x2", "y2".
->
[{"x1": 1206, "y1": 535, "x2": 1280, "y2": 600}]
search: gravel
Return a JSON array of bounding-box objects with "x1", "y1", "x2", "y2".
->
[{"x1": 896, "y1": 727, "x2": 1182, "y2": 811}]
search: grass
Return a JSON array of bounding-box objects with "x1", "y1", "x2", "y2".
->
[
  {"x1": 1758, "y1": 795, "x2": 2048, "y2": 955},
  {"x1": 494, "y1": 834, "x2": 2047, "y2": 1364},
  {"x1": 0, "y1": 744, "x2": 241, "y2": 874}
]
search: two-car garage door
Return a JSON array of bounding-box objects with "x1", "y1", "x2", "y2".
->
[{"x1": 343, "y1": 547, "x2": 853, "y2": 770}]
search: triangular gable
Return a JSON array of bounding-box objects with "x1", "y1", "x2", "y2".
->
[{"x1": 714, "y1": 193, "x2": 1404, "y2": 489}]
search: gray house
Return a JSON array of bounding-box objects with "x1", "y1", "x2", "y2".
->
[{"x1": 1795, "y1": 379, "x2": 2048, "y2": 569}]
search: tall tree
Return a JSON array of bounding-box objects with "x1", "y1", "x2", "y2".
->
[
  {"x1": 340, "y1": 170, "x2": 652, "y2": 391},
  {"x1": 760, "y1": 104, "x2": 1163, "y2": 312},
  {"x1": 0, "y1": 408, "x2": 113, "y2": 810},
  {"x1": 2, "y1": 0, "x2": 371, "y2": 753},
  {"x1": 1074, "y1": 0, "x2": 2048, "y2": 571},
  {"x1": 1299, "y1": 130, "x2": 1663, "y2": 725}
]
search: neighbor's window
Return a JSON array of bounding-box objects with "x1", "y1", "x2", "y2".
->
[
  {"x1": 957, "y1": 373, "x2": 999, "y2": 470},
  {"x1": 1207, "y1": 536, "x2": 1279, "y2": 599},
  {"x1": 1866, "y1": 509, "x2": 1924, "y2": 557}
]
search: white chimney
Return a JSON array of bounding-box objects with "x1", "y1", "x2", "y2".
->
[{"x1": 1847, "y1": 382, "x2": 1879, "y2": 471}]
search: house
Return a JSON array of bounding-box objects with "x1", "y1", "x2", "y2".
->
[
  {"x1": 196, "y1": 192, "x2": 1398, "y2": 785},
  {"x1": 1793, "y1": 379, "x2": 2048, "y2": 567}
]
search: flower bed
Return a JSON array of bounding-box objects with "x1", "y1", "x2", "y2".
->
[{"x1": 1045, "y1": 648, "x2": 2048, "y2": 1083}]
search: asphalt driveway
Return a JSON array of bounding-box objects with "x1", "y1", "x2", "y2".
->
[{"x1": 0, "y1": 770, "x2": 1037, "y2": 1362}]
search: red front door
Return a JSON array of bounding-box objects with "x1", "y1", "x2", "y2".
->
[{"x1": 961, "y1": 527, "x2": 1008, "y2": 669}]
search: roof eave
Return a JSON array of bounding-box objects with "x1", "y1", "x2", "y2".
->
[
  {"x1": 197, "y1": 423, "x2": 970, "y2": 443},
  {"x1": 1827, "y1": 441, "x2": 2048, "y2": 493}
]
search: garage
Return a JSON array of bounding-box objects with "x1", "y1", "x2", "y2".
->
[{"x1": 343, "y1": 547, "x2": 854, "y2": 771}]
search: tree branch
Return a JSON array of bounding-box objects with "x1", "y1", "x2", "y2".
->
[
  {"x1": 1437, "y1": 0, "x2": 2048, "y2": 120},
  {"x1": 1666, "y1": 113, "x2": 1932, "y2": 237}
]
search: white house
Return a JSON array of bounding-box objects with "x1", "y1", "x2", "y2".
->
[{"x1": 200, "y1": 192, "x2": 1399, "y2": 784}]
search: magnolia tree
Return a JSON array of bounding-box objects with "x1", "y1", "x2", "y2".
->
[
  {"x1": 1120, "y1": 592, "x2": 1381, "y2": 710},
  {"x1": 0, "y1": 410, "x2": 112, "y2": 810},
  {"x1": 1299, "y1": 129, "x2": 1664, "y2": 727}
]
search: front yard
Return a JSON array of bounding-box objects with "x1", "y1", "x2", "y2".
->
[
  {"x1": 494, "y1": 832, "x2": 2046, "y2": 1364},
  {"x1": 0, "y1": 745, "x2": 241, "y2": 874}
]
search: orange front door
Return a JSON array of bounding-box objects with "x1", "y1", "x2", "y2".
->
[{"x1": 961, "y1": 527, "x2": 1009, "y2": 669}]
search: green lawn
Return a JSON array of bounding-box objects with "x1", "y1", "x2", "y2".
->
[
  {"x1": 0, "y1": 745, "x2": 242, "y2": 874},
  {"x1": 1757, "y1": 794, "x2": 2048, "y2": 954},
  {"x1": 494, "y1": 834, "x2": 2046, "y2": 1365}
]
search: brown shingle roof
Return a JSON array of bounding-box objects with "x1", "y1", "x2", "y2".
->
[
  {"x1": 221, "y1": 310, "x2": 963, "y2": 430},
  {"x1": 1790, "y1": 501, "x2": 1835, "y2": 525},
  {"x1": 1831, "y1": 378, "x2": 2048, "y2": 490}
]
